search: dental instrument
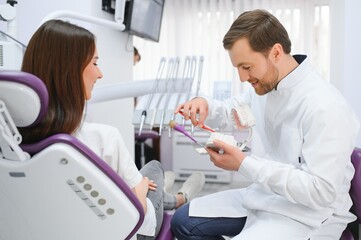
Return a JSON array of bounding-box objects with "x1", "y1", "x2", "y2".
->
[
  {"x1": 182, "y1": 57, "x2": 197, "y2": 128},
  {"x1": 138, "y1": 57, "x2": 166, "y2": 136},
  {"x1": 169, "y1": 56, "x2": 192, "y2": 137},
  {"x1": 149, "y1": 58, "x2": 175, "y2": 134},
  {"x1": 159, "y1": 57, "x2": 179, "y2": 136},
  {"x1": 194, "y1": 56, "x2": 204, "y2": 97},
  {"x1": 169, "y1": 56, "x2": 205, "y2": 139},
  {"x1": 186, "y1": 57, "x2": 198, "y2": 136}
]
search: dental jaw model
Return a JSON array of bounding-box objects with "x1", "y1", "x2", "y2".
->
[
  {"x1": 205, "y1": 103, "x2": 255, "y2": 153},
  {"x1": 231, "y1": 103, "x2": 255, "y2": 150},
  {"x1": 205, "y1": 132, "x2": 238, "y2": 153}
]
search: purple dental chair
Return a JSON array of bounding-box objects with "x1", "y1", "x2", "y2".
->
[
  {"x1": 0, "y1": 70, "x2": 147, "y2": 240},
  {"x1": 340, "y1": 147, "x2": 361, "y2": 240}
]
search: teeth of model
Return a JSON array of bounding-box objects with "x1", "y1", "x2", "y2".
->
[{"x1": 207, "y1": 132, "x2": 237, "y2": 146}]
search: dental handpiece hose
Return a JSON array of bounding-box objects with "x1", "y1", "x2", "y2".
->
[{"x1": 138, "y1": 110, "x2": 147, "y2": 136}]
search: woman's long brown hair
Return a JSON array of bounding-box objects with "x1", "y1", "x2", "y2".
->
[{"x1": 20, "y1": 19, "x2": 96, "y2": 143}]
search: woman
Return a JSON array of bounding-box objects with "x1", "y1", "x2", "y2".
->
[{"x1": 20, "y1": 19, "x2": 205, "y2": 239}]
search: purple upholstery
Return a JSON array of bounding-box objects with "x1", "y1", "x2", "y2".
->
[
  {"x1": 0, "y1": 70, "x2": 49, "y2": 127},
  {"x1": 340, "y1": 147, "x2": 361, "y2": 240},
  {"x1": 135, "y1": 130, "x2": 160, "y2": 141},
  {"x1": 350, "y1": 148, "x2": 361, "y2": 223},
  {"x1": 156, "y1": 211, "x2": 174, "y2": 240},
  {"x1": 340, "y1": 229, "x2": 354, "y2": 240}
]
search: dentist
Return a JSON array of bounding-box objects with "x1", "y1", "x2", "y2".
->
[{"x1": 171, "y1": 9, "x2": 360, "y2": 240}]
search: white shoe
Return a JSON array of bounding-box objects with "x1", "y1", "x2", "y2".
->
[
  {"x1": 164, "y1": 171, "x2": 176, "y2": 193},
  {"x1": 177, "y1": 172, "x2": 205, "y2": 202}
]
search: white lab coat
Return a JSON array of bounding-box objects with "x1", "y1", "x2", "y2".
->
[
  {"x1": 190, "y1": 55, "x2": 360, "y2": 239},
  {"x1": 75, "y1": 122, "x2": 156, "y2": 237}
]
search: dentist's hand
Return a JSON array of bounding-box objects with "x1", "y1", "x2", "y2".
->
[
  {"x1": 206, "y1": 139, "x2": 246, "y2": 171},
  {"x1": 175, "y1": 97, "x2": 209, "y2": 127}
]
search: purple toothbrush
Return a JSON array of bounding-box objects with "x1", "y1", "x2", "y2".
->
[{"x1": 169, "y1": 120, "x2": 204, "y2": 148}]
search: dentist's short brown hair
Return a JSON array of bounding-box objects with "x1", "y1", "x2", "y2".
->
[{"x1": 223, "y1": 9, "x2": 291, "y2": 56}]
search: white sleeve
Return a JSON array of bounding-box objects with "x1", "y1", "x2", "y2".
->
[
  {"x1": 76, "y1": 123, "x2": 143, "y2": 189},
  {"x1": 136, "y1": 198, "x2": 156, "y2": 236},
  {"x1": 104, "y1": 129, "x2": 143, "y2": 188},
  {"x1": 238, "y1": 101, "x2": 360, "y2": 210}
]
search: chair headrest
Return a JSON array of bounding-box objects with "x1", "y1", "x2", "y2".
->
[{"x1": 0, "y1": 71, "x2": 48, "y2": 127}]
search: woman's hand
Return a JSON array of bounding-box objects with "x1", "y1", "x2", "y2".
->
[
  {"x1": 133, "y1": 177, "x2": 154, "y2": 213},
  {"x1": 147, "y1": 179, "x2": 157, "y2": 191}
]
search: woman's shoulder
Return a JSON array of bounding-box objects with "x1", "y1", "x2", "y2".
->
[
  {"x1": 81, "y1": 122, "x2": 118, "y2": 132},
  {"x1": 76, "y1": 122, "x2": 122, "y2": 141}
]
